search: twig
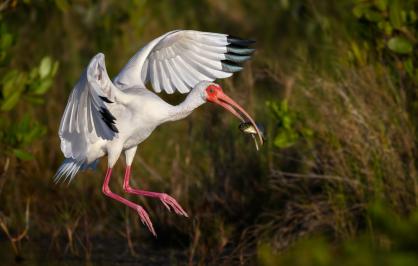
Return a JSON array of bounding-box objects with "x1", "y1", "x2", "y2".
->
[
  {"x1": 271, "y1": 170, "x2": 361, "y2": 187},
  {"x1": 0, "y1": 0, "x2": 12, "y2": 12},
  {"x1": 0, "y1": 198, "x2": 31, "y2": 255},
  {"x1": 137, "y1": 155, "x2": 164, "y2": 181}
]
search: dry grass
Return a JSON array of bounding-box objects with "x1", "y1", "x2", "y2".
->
[{"x1": 242, "y1": 64, "x2": 418, "y2": 255}]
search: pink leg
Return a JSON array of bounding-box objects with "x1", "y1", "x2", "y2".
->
[
  {"x1": 123, "y1": 166, "x2": 188, "y2": 217},
  {"x1": 102, "y1": 168, "x2": 156, "y2": 236}
]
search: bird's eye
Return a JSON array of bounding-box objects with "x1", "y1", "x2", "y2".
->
[{"x1": 209, "y1": 88, "x2": 214, "y2": 93}]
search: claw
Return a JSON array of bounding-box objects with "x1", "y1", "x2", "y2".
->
[
  {"x1": 136, "y1": 206, "x2": 156, "y2": 237},
  {"x1": 162, "y1": 200, "x2": 171, "y2": 212},
  {"x1": 160, "y1": 194, "x2": 189, "y2": 217}
]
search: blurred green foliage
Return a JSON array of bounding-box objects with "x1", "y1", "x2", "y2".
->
[
  {"x1": 263, "y1": 0, "x2": 418, "y2": 264},
  {"x1": 267, "y1": 100, "x2": 312, "y2": 148},
  {"x1": 351, "y1": 0, "x2": 418, "y2": 82},
  {"x1": 0, "y1": 14, "x2": 58, "y2": 160},
  {"x1": 258, "y1": 202, "x2": 418, "y2": 266}
]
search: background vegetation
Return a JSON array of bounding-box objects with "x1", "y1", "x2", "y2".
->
[{"x1": 0, "y1": 0, "x2": 418, "y2": 265}]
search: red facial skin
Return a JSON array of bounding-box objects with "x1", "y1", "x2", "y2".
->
[
  {"x1": 205, "y1": 84, "x2": 263, "y2": 146},
  {"x1": 205, "y1": 84, "x2": 222, "y2": 102}
]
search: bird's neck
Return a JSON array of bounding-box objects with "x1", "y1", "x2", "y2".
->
[{"x1": 168, "y1": 93, "x2": 206, "y2": 122}]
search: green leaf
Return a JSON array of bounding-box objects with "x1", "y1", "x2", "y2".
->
[
  {"x1": 389, "y1": 0, "x2": 403, "y2": 28},
  {"x1": 1, "y1": 32, "x2": 13, "y2": 50},
  {"x1": 282, "y1": 116, "x2": 292, "y2": 129},
  {"x1": 2, "y1": 70, "x2": 18, "y2": 98},
  {"x1": 33, "y1": 79, "x2": 52, "y2": 95},
  {"x1": 376, "y1": 0, "x2": 388, "y2": 11},
  {"x1": 387, "y1": 37, "x2": 413, "y2": 54},
  {"x1": 28, "y1": 67, "x2": 38, "y2": 82},
  {"x1": 55, "y1": 0, "x2": 69, "y2": 12},
  {"x1": 273, "y1": 130, "x2": 298, "y2": 148},
  {"x1": 2, "y1": 71, "x2": 27, "y2": 100},
  {"x1": 1, "y1": 90, "x2": 21, "y2": 111},
  {"x1": 404, "y1": 58, "x2": 414, "y2": 77},
  {"x1": 401, "y1": 10, "x2": 407, "y2": 23},
  {"x1": 13, "y1": 149, "x2": 34, "y2": 161},
  {"x1": 383, "y1": 22, "x2": 393, "y2": 36},
  {"x1": 410, "y1": 10, "x2": 417, "y2": 23},
  {"x1": 39, "y1": 56, "x2": 52, "y2": 79},
  {"x1": 51, "y1": 61, "x2": 59, "y2": 76},
  {"x1": 22, "y1": 125, "x2": 46, "y2": 145},
  {"x1": 365, "y1": 9, "x2": 384, "y2": 22},
  {"x1": 351, "y1": 41, "x2": 366, "y2": 65},
  {"x1": 352, "y1": 3, "x2": 370, "y2": 18}
]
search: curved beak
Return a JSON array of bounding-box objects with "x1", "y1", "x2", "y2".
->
[{"x1": 211, "y1": 91, "x2": 264, "y2": 148}]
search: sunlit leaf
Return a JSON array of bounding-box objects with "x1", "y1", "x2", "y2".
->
[
  {"x1": 410, "y1": 10, "x2": 417, "y2": 23},
  {"x1": 351, "y1": 41, "x2": 366, "y2": 65},
  {"x1": 51, "y1": 61, "x2": 59, "y2": 76},
  {"x1": 13, "y1": 149, "x2": 34, "y2": 161},
  {"x1": 383, "y1": 22, "x2": 393, "y2": 36},
  {"x1": 33, "y1": 79, "x2": 52, "y2": 95},
  {"x1": 55, "y1": 0, "x2": 69, "y2": 12},
  {"x1": 39, "y1": 56, "x2": 52, "y2": 79},
  {"x1": 352, "y1": 3, "x2": 371, "y2": 18},
  {"x1": 387, "y1": 37, "x2": 413, "y2": 54},
  {"x1": 389, "y1": 0, "x2": 403, "y2": 28},
  {"x1": 273, "y1": 130, "x2": 298, "y2": 148},
  {"x1": 28, "y1": 67, "x2": 38, "y2": 81},
  {"x1": 2, "y1": 70, "x2": 18, "y2": 98},
  {"x1": 375, "y1": 0, "x2": 388, "y2": 11},
  {"x1": 2, "y1": 71, "x2": 27, "y2": 101},
  {"x1": 1, "y1": 90, "x2": 21, "y2": 111}
]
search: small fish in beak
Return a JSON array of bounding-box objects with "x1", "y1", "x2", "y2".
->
[
  {"x1": 239, "y1": 122, "x2": 265, "y2": 150},
  {"x1": 205, "y1": 84, "x2": 264, "y2": 150}
]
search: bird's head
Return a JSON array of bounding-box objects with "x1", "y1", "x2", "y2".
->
[{"x1": 195, "y1": 81, "x2": 263, "y2": 146}]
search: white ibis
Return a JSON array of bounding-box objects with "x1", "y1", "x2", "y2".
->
[{"x1": 54, "y1": 30, "x2": 263, "y2": 236}]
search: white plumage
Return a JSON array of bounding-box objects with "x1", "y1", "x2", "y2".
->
[
  {"x1": 114, "y1": 30, "x2": 249, "y2": 93},
  {"x1": 54, "y1": 30, "x2": 260, "y2": 236}
]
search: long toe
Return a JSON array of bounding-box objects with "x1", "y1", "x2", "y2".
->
[
  {"x1": 160, "y1": 194, "x2": 189, "y2": 217},
  {"x1": 136, "y1": 206, "x2": 156, "y2": 237}
]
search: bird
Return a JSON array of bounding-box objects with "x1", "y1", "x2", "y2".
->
[{"x1": 54, "y1": 30, "x2": 263, "y2": 236}]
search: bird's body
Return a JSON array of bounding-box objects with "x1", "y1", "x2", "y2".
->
[
  {"x1": 55, "y1": 30, "x2": 262, "y2": 236},
  {"x1": 84, "y1": 89, "x2": 169, "y2": 163},
  {"x1": 81, "y1": 87, "x2": 203, "y2": 165}
]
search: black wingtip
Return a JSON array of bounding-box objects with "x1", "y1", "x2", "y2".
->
[
  {"x1": 227, "y1": 35, "x2": 256, "y2": 46},
  {"x1": 226, "y1": 44, "x2": 256, "y2": 55},
  {"x1": 221, "y1": 60, "x2": 243, "y2": 73},
  {"x1": 99, "y1": 96, "x2": 113, "y2": 103},
  {"x1": 225, "y1": 52, "x2": 252, "y2": 63},
  {"x1": 99, "y1": 107, "x2": 119, "y2": 133}
]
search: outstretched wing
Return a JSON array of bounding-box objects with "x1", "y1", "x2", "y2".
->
[
  {"x1": 59, "y1": 53, "x2": 123, "y2": 160},
  {"x1": 114, "y1": 30, "x2": 255, "y2": 94}
]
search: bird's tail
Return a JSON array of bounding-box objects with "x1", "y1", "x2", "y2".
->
[{"x1": 53, "y1": 158, "x2": 98, "y2": 184}]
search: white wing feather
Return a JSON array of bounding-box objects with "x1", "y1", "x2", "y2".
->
[
  {"x1": 114, "y1": 30, "x2": 255, "y2": 94},
  {"x1": 58, "y1": 53, "x2": 123, "y2": 161}
]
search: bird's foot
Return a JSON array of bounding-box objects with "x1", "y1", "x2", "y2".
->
[
  {"x1": 159, "y1": 193, "x2": 189, "y2": 217},
  {"x1": 135, "y1": 205, "x2": 156, "y2": 237}
]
